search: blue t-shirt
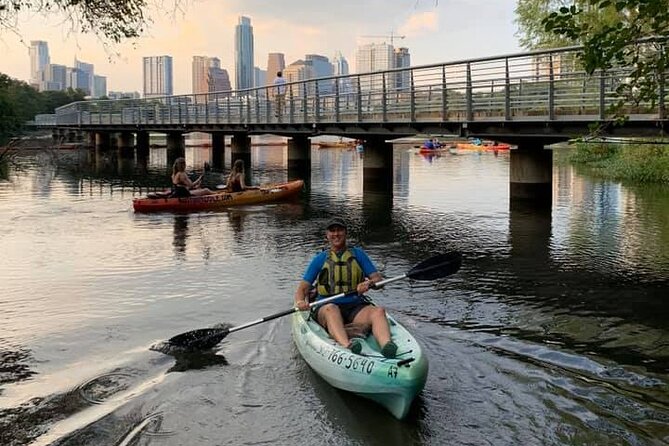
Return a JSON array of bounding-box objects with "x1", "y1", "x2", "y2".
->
[{"x1": 302, "y1": 246, "x2": 378, "y2": 305}]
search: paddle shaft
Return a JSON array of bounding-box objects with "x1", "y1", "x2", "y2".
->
[{"x1": 227, "y1": 273, "x2": 408, "y2": 335}]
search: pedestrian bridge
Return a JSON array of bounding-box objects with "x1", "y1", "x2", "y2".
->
[{"x1": 37, "y1": 39, "x2": 668, "y2": 206}]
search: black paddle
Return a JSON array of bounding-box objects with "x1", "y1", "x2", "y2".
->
[{"x1": 165, "y1": 251, "x2": 462, "y2": 350}]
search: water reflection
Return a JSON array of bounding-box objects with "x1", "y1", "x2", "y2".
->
[{"x1": 172, "y1": 216, "x2": 189, "y2": 260}]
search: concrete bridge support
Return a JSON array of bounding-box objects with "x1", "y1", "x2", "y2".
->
[
  {"x1": 363, "y1": 138, "x2": 394, "y2": 194},
  {"x1": 117, "y1": 132, "x2": 135, "y2": 159},
  {"x1": 166, "y1": 132, "x2": 185, "y2": 164},
  {"x1": 136, "y1": 131, "x2": 150, "y2": 160},
  {"x1": 509, "y1": 144, "x2": 553, "y2": 208},
  {"x1": 230, "y1": 133, "x2": 251, "y2": 171},
  {"x1": 211, "y1": 133, "x2": 226, "y2": 169},
  {"x1": 287, "y1": 135, "x2": 311, "y2": 181}
]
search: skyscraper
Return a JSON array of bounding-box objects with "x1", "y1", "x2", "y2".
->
[
  {"x1": 75, "y1": 59, "x2": 94, "y2": 95},
  {"x1": 283, "y1": 59, "x2": 314, "y2": 97},
  {"x1": 355, "y1": 43, "x2": 395, "y2": 91},
  {"x1": 29, "y1": 41, "x2": 50, "y2": 89},
  {"x1": 45, "y1": 64, "x2": 66, "y2": 91},
  {"x1": 192, "y1": 56, "x2": 211, "y2": 95},
  {"x1": 266, "y1": 53, "x2": 286, "y2": 84},
  {"x1": 394, "y1": 47, "x2": 411, "y2": 91},
  {"x1": 93, "y1": 75, "x2": 107, "y2": 98},
  {"x1": 235, "y1": 16, "x2": 254, "y2": 90},
  {"x1": 143, "y1": 56, "x2": 173, "y2": 98},
  {"x1": 333, "y1": 51, "x2": 352, "y2": 94},
  {"x1": 193, "y1": 56, "x2": 231, "y2": 98},
  {"x1": 305, "y1": 54, "x2": 334, "y2": 94}
]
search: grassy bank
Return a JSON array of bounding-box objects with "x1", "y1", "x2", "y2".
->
[{"x1": 568, "y1": 141, "x2": 669, "y2": 184}]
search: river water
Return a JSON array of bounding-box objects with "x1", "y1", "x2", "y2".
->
[{"x1": 0, "y1": 144, "x2": 667, "y2": 446}]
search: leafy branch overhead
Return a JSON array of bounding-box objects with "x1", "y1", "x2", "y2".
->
[
  {"x1": 517, "y1": 0, "x2": 669, "y2": 117},
  {"x1": 0, "y1": 0, "x2": 150, "y2": 42}
]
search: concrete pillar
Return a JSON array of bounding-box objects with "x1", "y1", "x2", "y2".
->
[
  {"x1": 230, "y1": 133, "x2": 251, "y2": 171},
  {"x1": 166, "y1": 132, "x2": 185, "y2": 164},
  {"x1": 509, "y1": 143, "x2": 553, "y2": 208},
  {"x1": 362, "y1": 137, "x2": 393, "y2": 194},
  {"x1": 287, "y1": 135, "x2": 311, "y2": 181},
  {"x1": 136, "y1": 131, "x2": 150, "y2": 159},
  {"x1": 118, "y1": 132, "x2": 135, "y2": 159},
  {"x1": 211, "y1": 133, "x2": 226, "y2": 169}
]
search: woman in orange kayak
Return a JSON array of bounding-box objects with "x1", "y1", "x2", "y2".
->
[
  {"x1": 171, "y1": 157, "x2": 214, "y2": 197},
  {"x1": 226, "y1": 159, "x2": 259, "y2": 192}
]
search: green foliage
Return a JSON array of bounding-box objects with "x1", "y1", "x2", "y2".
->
[
  {"x1": 540, "y1": 0, "x2": 669, "y2": 116},
  {"x1": 0, "y1": 0, "x2": 150, "y2": 42},
  {"x1": 569, "y1": 141, "x2": 669, "y2": 183},
  {"x1": 0, "y1": 72, "x2": 85, "y2": 145}
]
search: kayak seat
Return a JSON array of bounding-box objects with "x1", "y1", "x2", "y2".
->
[{"x1": 344, "y1": 322, "x2": 371, "y2": 339}]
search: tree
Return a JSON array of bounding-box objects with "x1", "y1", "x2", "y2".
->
[
  {"x1": 0, "y1": 0, "x2": 150, "y2": 42},
  {"x1": 516, "y1": 0, "x2": 669, "y2": 117}
]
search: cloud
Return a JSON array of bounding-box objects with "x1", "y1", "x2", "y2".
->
[{"x1": 398, "y1": 11, "x2": 439, "y2": 37}]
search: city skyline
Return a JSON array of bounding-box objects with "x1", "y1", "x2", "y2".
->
[{"x1": 0, "y1": 0, "x2": 519, "y2": 95}]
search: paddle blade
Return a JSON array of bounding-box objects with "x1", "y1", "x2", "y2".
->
[
  {"x1": 407, "y1": 251, "x2": 462, "y2": 281},
  {"x1": 167, "y1": 327, "x2": 230, "y2": 350}
]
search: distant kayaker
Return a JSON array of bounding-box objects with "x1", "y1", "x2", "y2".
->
[
  {"x1": 424, "y1": 139, "x2": 435, "y2": 150},
  {"x1": 171, "y1": 157, "x2": 214, "y2": 197},
  {"x1": 294, "y1": 217, "x2": 398, "y2": 358},
  {"x1": 226, "y1": 159, "x2": 259, "y2": 192}
]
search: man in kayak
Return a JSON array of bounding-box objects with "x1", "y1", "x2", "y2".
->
[{"x1": 294, "y1": 218, "x2": 398, "y2": 358}]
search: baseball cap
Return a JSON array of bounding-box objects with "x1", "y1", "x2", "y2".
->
[{"x1": 326, "y1": 217, "x2": 347, "y2": 230}]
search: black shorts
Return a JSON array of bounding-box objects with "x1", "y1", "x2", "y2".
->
[{"x1": 313, "y1": 301, "x2": 369, "y2": 325}]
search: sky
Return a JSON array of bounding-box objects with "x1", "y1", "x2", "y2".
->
[{"x1": 0, "y1": 0, "x2": 521, "y2": 95}]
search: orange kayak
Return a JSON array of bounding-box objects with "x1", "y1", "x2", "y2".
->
[
  {"x1": 456, "y1": 143, "x2": 510, "y2": 151},
  {"x1": 133, "y1": 179, "x2": 304, "y2": 213}
]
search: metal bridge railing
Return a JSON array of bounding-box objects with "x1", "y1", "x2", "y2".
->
[{"x1": 53, "y1": 39, "x2": 668, "y2": 128}]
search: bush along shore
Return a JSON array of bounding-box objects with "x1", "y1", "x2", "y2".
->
[{"x1": 568, "y1": 141, "x2": 669, "y2": 184}]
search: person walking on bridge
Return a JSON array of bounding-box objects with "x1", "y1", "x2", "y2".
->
[{"x1": 273, "y1": 71, "x2": 287, "y2": 121}]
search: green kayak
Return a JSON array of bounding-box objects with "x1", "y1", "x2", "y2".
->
[{"x1": 291, "y1": 308, "x2": 429, "y2": 419}]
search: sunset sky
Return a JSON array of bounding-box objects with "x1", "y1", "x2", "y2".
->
[{"x1": 0, "y1": 0, "x2": 520, "y2": 94}]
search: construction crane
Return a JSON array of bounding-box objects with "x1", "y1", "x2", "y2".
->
[{"x1": 360, "y1": 32, "x2": 406, "y2": 47}]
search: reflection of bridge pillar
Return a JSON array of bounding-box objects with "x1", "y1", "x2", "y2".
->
[
  {"x1": 136, "y1": 131, "x2": 150, "y2": 160},
  {"x1": 287, "y1": 135, "x2": 311, "y2": 181},
  {"x1": 231, "y1": 133, "x2": 251, "y2": 170},
  {"x1": 362, "y1": 191, "x2": 394, "y2": 242},
  {"x1": 118, "y1": 132, "x2": 135, "y2": 159},
  {"x1": 95, "y1": 132, "x2": 110, "y2": 152},
  {"x1": 166, "y1": 132, "x2": 185, "y2": 164},
  {"x1": 211, "y1": 133, "x2": 226, "y2": 169},
  {"x1": 363, "y1": 138, "x2": 393, "y2": 194},
  {"x1": 509, "y1": 202, "x2": 552, "y2": 280},
  {"x1": 85, "y1": 131, "x2": 96, "y2": 149},
  {"x1": 66, "y1": 130, "x2": 78, "y2": 143},
  {"x1": 52, "y1": 129, "x2": 64, "y2": 146},
  {"x1": 510, "y1": 144, "x2": 553, "y2": 208}
]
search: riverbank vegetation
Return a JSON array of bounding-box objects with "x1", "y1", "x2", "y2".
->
[
  {"x1": 568, "y1": 141, "x2": 669, "y2": 184},
  {"x1": 0, "y1": 73, "x2": 85, "y2": 146}
]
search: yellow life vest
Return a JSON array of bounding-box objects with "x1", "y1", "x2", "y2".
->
[{"x1": 316, "y1": 249, "x2": 365, "y2": 297}]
